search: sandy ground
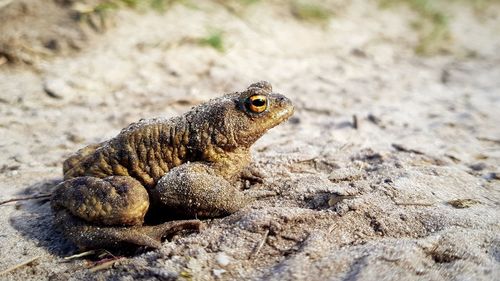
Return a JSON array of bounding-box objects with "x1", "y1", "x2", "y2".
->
[{"x1": 0, "y1": 0, "x2": 499, "y2": 280}]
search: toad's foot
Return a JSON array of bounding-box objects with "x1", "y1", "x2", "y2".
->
[
  {"x1": 154, "y1": 162, "x2": 250, "y2": 218},
  {"x1": 54, "y1": 210, "x2": 203, "y2": 250},
  {"x1": 240, "y1": 166, "x2": 266, "y2": 186}
]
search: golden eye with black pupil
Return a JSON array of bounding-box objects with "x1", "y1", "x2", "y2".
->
[{"x1": 245, "y1": 94, "x2": 268, "y2": 114}]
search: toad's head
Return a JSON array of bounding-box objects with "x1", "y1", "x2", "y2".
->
[{"x1": 188, "y1": 81, "x2": 294, "y2": 150}]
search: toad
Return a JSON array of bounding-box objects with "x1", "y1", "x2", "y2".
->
[{"x1": 51, "y1": 81, "x2": 294, "y2": 250}]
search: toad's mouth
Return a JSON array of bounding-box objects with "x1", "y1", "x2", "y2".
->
[
  {"x1": 275, "y1": 104, "x2": 295, "y2": 121},
  {"x1": 267, "y1": 93, "x2": 294, "y2": 127}
]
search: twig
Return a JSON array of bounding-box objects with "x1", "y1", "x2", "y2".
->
[
  {"x1": 62, "y1": 250, "x2": 96, "y2": 262},
  {"x1": 0, "y1": 194, "x2": 52, "y2": 206},
  {"x1": 279, "y1": 234, "x2": 303, "y2": 242},
  {"x1": 88, "y1": 257, "x2": 125, "y2": 272},
  {"x1": 0, "y1": 256, "x2": 40, "y2": 276},
  {"x1": 391, "y1": 143, "x2": 425, "y2": 155},
  {"x1": 444, "y1": 154, "x2": 461, "y2": 163},
  {"x1": 395, "y1": 202, "x2": 434, "y2": 206},
  {"x1": 100, "y1": 249, "x2": 117, "y2": 259},
  {"x1": 380, "y1": 256, "x2": 401, "y2": 262},
  {"x1": 477, "y1": 137, "x2": 500, "y2": 145},
  {"x1": 249, "y1": 230, "x2": 269, "y2": 259},
  {"x1": 339, "y1": 143, "x2": 353, "y2": 151},
  {"x1": 327, "y1": 224, "x2": 338, "y2": 234},
  {"x1": 295, "y1": 157, "x2": 317, "y2": 163},
  {"x1": 19, "y1": 42, "x2": 52, "y2": 56},
  {"x1": 352, "y1": 114, "x2": 358, "y2": 129}
]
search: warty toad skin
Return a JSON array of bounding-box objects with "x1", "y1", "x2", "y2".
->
[{"x1": 51, "y1": 81, "x2": 294, "y2": 249}]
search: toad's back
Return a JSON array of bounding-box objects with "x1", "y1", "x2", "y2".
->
[
  {"x1": 61, "y1": 81, "x2": 295, "y2": 191},
  {"x1": 63, "y1": 115, "x2": 194, "y2": 188}
]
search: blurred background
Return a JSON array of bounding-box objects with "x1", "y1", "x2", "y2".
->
[
  {"x1": 0, "y1": 0, "x2": 500, "y2": 280},
  {"x1": 2, "y1": 0, "x2": 500, "y2": 62},
  {"x1": 1, "y1": 0, "x2": 499, "y2": 163},
  {"x1": 0, "y1": 1, "x2": 499, "y2": 279}
]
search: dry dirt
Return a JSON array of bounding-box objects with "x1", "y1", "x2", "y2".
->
[{"x1": 0, "y1": 0, "x2": 499, "y2": 280}]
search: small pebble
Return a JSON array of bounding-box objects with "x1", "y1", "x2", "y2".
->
[
  {"x1": 213, "y1": 269, "x2": 226, "y2": 278},
  {"x1": 448, "y1": 199, "x2": 479, "y2": 209},
  {"x1": 215, "y1": 252, "x2": 230, "y2": 267},
  {"x1": 483, "y1": 172, "x2": 499, "y2": 181},
  {"x1": 469, "y1": 163, "x2": 486, "y2": 171}
]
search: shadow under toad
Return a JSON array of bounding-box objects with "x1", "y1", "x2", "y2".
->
[
  {"x1": 8, "y1": 178, "x2": 202, "y2": 257},
  {"x1": 8, "y1": 178, "x2": 78, "y2": 256}
]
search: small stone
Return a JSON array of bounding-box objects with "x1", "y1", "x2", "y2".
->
[
  {"x1": 483, "y1": 172, "x2": 499, "y2": 181},
  {"x1": 448, "y1": 199, "x2": 480, "y2": 209},
  {"x1": 42, "y1": 78, "x2": 76, "y2": 100},
  {"x1": 469, "y1": 163, "x2": 486, "y2": 171},
  {"x1": 213, "y1": 269, "x2": 226, "y2": 278},
  {"x1": 215, "y1": 252, "x2": 231, "y2": 267}
]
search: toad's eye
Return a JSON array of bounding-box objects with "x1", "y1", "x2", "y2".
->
[{"x1": 245, "y1": 95, "x2": 268, "y2": 114}]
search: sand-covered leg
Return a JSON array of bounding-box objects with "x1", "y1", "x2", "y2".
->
[
  {"x1": 54, "y1": 210, "x2": 203, "y2": 250},
  {"x1": 52, "y1": 176, "x2": 150, "y2": 226},
  {"x1": 154, "y1": 163, "x2": 249, "y2": 218},
  {"x1": 52, "y1": 176, "x2": 202, "y2": 249}
]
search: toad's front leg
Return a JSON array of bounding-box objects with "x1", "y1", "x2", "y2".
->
[
  {"x1": 51, "y1": 176, "x2": 202, "y2": 250},
  {"x1": 154, "y1": 162, "x2": 250, "y2": 218}
]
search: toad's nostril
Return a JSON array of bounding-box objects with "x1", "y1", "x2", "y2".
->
[{"x1": 278, "y1": 96, "x2": 291, "y2": 105}]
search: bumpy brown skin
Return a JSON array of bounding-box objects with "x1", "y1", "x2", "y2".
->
[{"x1": 51, "y1": 81, "x2": 294, "y2": 250}]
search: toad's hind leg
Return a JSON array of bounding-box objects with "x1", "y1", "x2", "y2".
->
[
  {"x1": 154, "y1": 162, "x2": 249, "y2": 218},
  {"x1": 52, "y1": 176, "x2": 150, "y2": 226},
  {"x1": 51, "y1": 176, "x2": 202, "y2": 249}
]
